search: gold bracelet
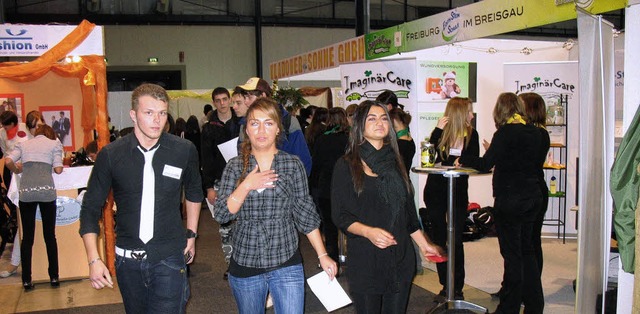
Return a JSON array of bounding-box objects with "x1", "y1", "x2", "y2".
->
[
  {"x1": 229, "y1": 195, "x2": 242, "y2": 203},
  {"x1": 318, "y1": 252, "x2": 328, "y2": 259},
  {"x1": 88, "y1": 257, "x2": 101, "y2": 266}
]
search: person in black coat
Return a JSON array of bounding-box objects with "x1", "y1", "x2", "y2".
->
[
  {"x1": 520, "y1": 93, "x2": 551, "y2": 273},
  {"x1": 423, "y1": 97, "x2": 479, "y2": 300},
  {"x1": 309, "y1": 107, "x2": 349, "y2": 266},
  {"x1": 457, "y1": 92, "x2": 544, "y2": 314}
]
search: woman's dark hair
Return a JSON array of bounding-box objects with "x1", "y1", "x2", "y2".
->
[
  {"x1": 344, "y1": 100, "x2": 411, "y2": 194},
  {"x1": 388, "y1": 108, "x2": 412, "y2": 128},
  {"x1": 299, "y1": 107, "x2": 313, "y2": 121},
  {"x1": 519, "y1": 92, "x2": 547, "y2": 127},
  {"x1": 376, "y1": 90, "x2": 400, "y2": 109},
  {"x1": 0, "y1": 110, "x2": 18, "y2": 127},
  {"x1": 304, "y1": 107, "x2": 328, "y2": 147},
  {"x1": 185, "y1": 115, "x2": 200, "y2": 135},
  {"x1": 165, "y1": 113, "x2": 175, "y2": 134},
  {"x1": 325, "y1": 107, "x2": 349, "y2": 133},
  {"x1": 174, "y1": 117, "x2": 186, "y2": 137},
  {"x1": 34, "y1": 124, "x2": 56, "y2": 140}
]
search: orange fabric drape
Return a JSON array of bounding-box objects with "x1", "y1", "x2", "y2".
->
[{"x1": 0, "y1": 20, "x2": 114, "y2": 274}]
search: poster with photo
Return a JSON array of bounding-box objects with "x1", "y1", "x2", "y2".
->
[
  {"x1": 40, "y1": 106, "x2": 75, "y2": 151},
  {"x1": 416, "y1": 61, "x2": 477, "y2": 102},
  {"x1": 0, "y1": 93, "x2": 25, "y2": 122}
]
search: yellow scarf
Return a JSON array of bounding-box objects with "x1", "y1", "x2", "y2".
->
[{"x1": 506, "y1": 113, "x2": 526, "y2": 125}]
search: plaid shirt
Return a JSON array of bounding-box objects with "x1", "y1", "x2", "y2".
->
[{"x1": 214, "y1": 151, "x2": 320, "y2": 268}]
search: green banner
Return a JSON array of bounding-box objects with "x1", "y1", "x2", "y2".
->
[{"x1": 365, "y1": 0, "x2": 626, "y2": 60}]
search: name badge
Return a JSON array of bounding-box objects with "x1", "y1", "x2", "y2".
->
[
  {"x1": 449, "y1": 148, "x2": 462, "y2": 157},
  {"x1": 163, "y1": 165, "x2": 182, "y2": 179}
]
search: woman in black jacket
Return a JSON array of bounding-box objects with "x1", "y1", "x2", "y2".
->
[
  {"x1": 331, "y1": 100, "x2": 443, "y2": 313},
  {"x1": 457, "y1": 92, "x2": 544, "y2": 314}
]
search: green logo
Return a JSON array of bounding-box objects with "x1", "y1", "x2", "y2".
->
[{"x1": 346, "y1": 93, "x2": 363, "y2": 101}]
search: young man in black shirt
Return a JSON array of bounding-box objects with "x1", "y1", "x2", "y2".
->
[{"x1": 80, "y1": 83, "x2": 203, "y2": 313}]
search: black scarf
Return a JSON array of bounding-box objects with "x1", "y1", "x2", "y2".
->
[{"x1": 359, "y1": 141, "x2": 407, "y2": 229}]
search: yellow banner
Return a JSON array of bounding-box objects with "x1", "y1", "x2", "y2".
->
[
  {"x1": 366, "y1": 0, "x2": 627, "y2": 59},
  {"x1": 269, "y1": 36, "x2": 365, "y2": 81}
]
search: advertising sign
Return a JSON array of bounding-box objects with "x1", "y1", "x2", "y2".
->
[
  {"x1": 504, "y1": 61, "x2": 579, "y2": 146},
  {"x1": 416, "y1": 61, "x2": 477, "y2": 102},
  {"x1": 270, "y1": 36, "x2": 366, "y2": 81},
  {"x1": 366, "y1": 0, "x2": 626, "y2": 60},
  {"x1": 340, "y1": 58, "x2": 416, "y2": 111},
  {"x1": 0, "y1": 23, "x2": 104, "y2": 57}
]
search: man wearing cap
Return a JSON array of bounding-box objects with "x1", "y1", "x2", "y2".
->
[
  {"x1": 79, "y1": 83, "x2": 203, "y2": 314},
  {"x1": 235, "y1": 77, "x2": 312, "y2": 175},
  {"x1": 200, "y1": 87, "x2": 240, "y2": 280}
]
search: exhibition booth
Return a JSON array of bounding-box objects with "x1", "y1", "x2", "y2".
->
[
  {"x1": 270, "y1": 0, "x2": 636, "y2": 312},
  {"x1": 0, "y1": 20, "x2": 112, "y2": 281}
]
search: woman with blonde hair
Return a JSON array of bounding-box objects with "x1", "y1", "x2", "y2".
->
[
  {"x1": 214, "y1": 97, "x2": 336, "y2": 313},
  {"x1": 423, "y1": 97, "x2": 479, "y2": 300},
  {"x1": 457, "y1": 92, "x2": 544, "y2": 314}
]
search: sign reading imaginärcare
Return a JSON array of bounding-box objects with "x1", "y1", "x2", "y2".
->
[
  {"x1": 340, "y1": 59, "x2": 416, "y2": 110},
  {"x1": 503, "y1": 61, "x2": 579, "y2": 145}
]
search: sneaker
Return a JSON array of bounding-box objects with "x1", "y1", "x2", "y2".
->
[
  {"x1": 50, "y1": 278, "x2": 60, "y2": 288},
  {"x1": 454, "y1": 290, "x2": 464, "y2": 300},
  {"x1": 0, "y1": 267, "x2": 17, "y2": 278}
]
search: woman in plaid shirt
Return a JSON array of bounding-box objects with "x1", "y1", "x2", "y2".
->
[{"x1": 214, "y1": 97, "x2": 337, "y2": 313}]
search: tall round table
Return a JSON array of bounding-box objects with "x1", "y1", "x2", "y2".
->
[{"x1": 412, "y1": 166, "x2": 488, "y2": 314}]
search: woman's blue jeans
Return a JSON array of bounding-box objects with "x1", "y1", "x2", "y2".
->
[{"x1": 228, "y1": 263, "x2": 305, "y2": 313}]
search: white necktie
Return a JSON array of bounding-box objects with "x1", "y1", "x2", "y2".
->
[{"x1": 139, "y1": 146, "x2": 158, "y2": 244}]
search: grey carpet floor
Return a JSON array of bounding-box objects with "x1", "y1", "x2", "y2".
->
[{"x1": 28, "y1": 209, "x2": 438, "y2": 313}]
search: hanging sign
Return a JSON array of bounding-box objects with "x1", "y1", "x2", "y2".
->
[
  {"x1": 366, "y1": 0, "x2": 626, "y2": 60},
  {"x1": 340, "y1": 58, "x2": 416, "y2": 111},
  {"x1": 270, "y1": 36, "x2": 365, "y2": 81},
  {"x1": 0, "y1": 23, "x2": 104, "y2": 57}
]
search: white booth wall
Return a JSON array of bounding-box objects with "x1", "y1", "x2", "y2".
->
[
  {"x1": 400, "y1": 38, "x2": 578, "y2": 237},
  {"x1": 286, "y1": 37, "x2": 579, "y2": 236}
]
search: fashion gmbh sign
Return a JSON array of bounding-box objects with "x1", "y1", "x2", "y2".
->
[{"x1": 0, "y1": 23, "x2": 103, "y2": 57}]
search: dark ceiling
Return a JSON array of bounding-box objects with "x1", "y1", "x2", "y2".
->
[{"x1": 0, "y1": 0, "x2": 625, "y2": 39}]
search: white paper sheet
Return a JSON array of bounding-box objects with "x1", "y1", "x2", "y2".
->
[
  {"x1": 217, "y1": 137, "x2": 239, "y2": 163},
  {"x1": 307, "y1": 271, "x2": 352, "y2": 312},
  {"x1": 206, "y1": 198, "x2": 215, "y2": 218}
]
